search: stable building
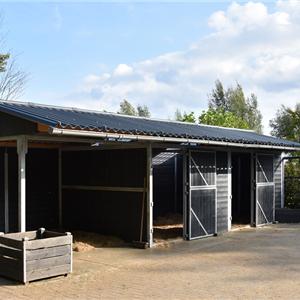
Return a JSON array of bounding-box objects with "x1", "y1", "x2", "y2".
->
[{"x1": 0, "y1": 101, "x2": 299, "y2": 247}]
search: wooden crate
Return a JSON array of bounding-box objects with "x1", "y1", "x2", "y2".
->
[{"x1": 0, "y1": 229, "x2": 72, "y2": 283}]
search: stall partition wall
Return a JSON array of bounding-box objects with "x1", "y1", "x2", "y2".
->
[{"x1": 0, "y1": 148, "x2": 59, "y2": 233}]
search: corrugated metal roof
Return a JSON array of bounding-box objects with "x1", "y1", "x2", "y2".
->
[{"x1": 0, "y1": 100, "x2": 299, "y2": 149}]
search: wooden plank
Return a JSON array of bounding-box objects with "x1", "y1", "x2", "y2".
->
[
  {"x1": 27, "y1": 264, "x2": 71, "y2": 282},
  {"x1": 4, "y1": 231, "x2": 37, "y2": 240},
  {"x1": 26, "y1": 245, "x2": 71, "y2": 261},
  {"x1": 0, "y1": 245, "x2": 22, "y2": 259},
  {"x1": 27, "y1": 254, "x2": 71, "y2": 272},
  {"x1": 62, "y1": 185, "x2": 145, "y2": 193},
  {"x1": 37, "y1": 123, "x2": 49, "y2": 133},
  {"x1": 26, "y1": 235, "x2": 72, "y2": 250},
  {"x1": 0, "y1": 236, "x2": 23, "y2": 249}
]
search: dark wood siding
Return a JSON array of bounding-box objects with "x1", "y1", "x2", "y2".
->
[
  {"x1": 0, "y1": 112, "x2": 37, "y2": 137},
  {"x1": 216, "y1": 151, "x2": 228, "y2": 233},
  {"x1": 26, "y1": 149, "x2": 59, "y2": 230},
  {"x1": 152, "y1": 151, "x2": 183, "y2": 218},
  {"x1": 62, "y1": 148, "x2": 147, "y2": 242},
  {"x1": 0, "y1": 149, "x2": 4, "y2": 232},
  {"x1": 0, "y1": 148, "x2": 59, "y2": 233},
  {"x1": 274, "y1": 154, "x2": 282, "y2": 208}
]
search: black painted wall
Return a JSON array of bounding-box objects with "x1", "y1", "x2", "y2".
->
[
  {"x1": 62, "y1": 148, "x2": 147, "y2": 242},
  {"x1": 0, "y1": 148, "x2": 59, "y2": 233},
  {"x1": 152, "y1": 151, "x2": 183, "y2": 219}
]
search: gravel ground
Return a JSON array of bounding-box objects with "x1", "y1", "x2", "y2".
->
[{"x1": 1, "y1": 223, "x2": 300, "y2": 299}]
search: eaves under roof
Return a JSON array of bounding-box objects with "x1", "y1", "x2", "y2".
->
[{"x1": 0, "y1": 100, "x2": 299, "y2": 151}]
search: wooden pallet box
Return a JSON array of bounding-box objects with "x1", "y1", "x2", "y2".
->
[{"x1": 0, "y1": 229, "x2": 72, "y2": 283}]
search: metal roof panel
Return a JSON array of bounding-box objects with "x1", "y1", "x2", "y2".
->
[{"x1": 0, "y1": 100, "x2": 299, "y2": 149}]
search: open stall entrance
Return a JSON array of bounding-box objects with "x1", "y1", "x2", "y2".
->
[
  {"x1": 152, "y1": 150, "x2": 183, "y2": 244},
  {"x1": 61, "y1": 148, "x2": 148, "y2": 249},
  {"x1": 231, "y1": 153, "x2": 252, "y2": 229}
]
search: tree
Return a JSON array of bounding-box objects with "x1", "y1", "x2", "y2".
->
[
  {"x1": 0, "y1": 58, "x2": 27, "y2": 100},
  {"x1": 174, "y1": 109, "x2": 183, "y2": 121},
  {"x1": 270, "y1": 103, "x2": 300, "y2": 142},
  {"x1": 137, "y1": 104, "x2": 150, "y2": 117},
  {"x1": 0, "y1": 17, "x2": 27, "y2": 100},
  {"x1": 245, "y1": 93, "x2": 263, "y2": 133},
  {"x1": 118, "y1": 99, "x2": 151, "y2": 117},
  {"x1": 270, "y1": 104, "x2": 300, "y2": 208},
  {"x1": 118, "y1": 99, "x2": 137, "y2": 116},
  {"x1": 208, "y1": 80, "x2": 227, "y2": 110},
  {"x1": 174, "y1": 109, "x2": 196, "y2": 123},
  {"x1": 208, "y1": 81, "x2": 263, "y2": 133},
  {"x1": 199, "y1": 108, "x2": 250, "y2": 129},
  {"x1": 0, "y1": 53, "x2": 9, "y2": 72},
  {"x1": 181, "y1": 112, "x2": 196, "y2": 123}
]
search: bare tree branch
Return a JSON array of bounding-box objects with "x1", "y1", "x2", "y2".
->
[{"x1": 0, "y1": 57, "x2": 28, "y2": 100}]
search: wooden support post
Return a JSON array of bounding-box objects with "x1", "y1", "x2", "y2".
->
[
  {"x1": 17, "y1": 137, "x2": 28, "y2": 233},
  {"x1": 147, "y1": 144, "x2": 153, "y2": 247},
  {"x1": 251, "y1": 152, "x2": 256, "y2": 227},
  {"x1": 58, "y1": 148, "x2": 62, "y2": 228},
  {"x1": 183, "y1": 151, "x2": 188, "y2": 239},
  {"x1": 281, "y1": 152, "x2": 285, "y2": 208},
  {"x1": 174, "y1": 154, "x2": 177, "y2": 212},
  {"x1": 227, "y1": 151, "x2": 232, "y2": 231},
  {"x1": 4, "y1": 150, "x2": 9, "y2": 233}
]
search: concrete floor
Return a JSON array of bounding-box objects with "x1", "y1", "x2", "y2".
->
[{"x1": 1, "y1": 224, "x2": 300, "y2": 299}]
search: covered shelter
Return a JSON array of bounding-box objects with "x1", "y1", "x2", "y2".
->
[{"x1": 0, "y1": 101, "x2": 299, "y2": 247}]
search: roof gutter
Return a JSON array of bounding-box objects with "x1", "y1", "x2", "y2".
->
[{"x1": 50, "y1": 127, "x2": 300, "y2": 151}]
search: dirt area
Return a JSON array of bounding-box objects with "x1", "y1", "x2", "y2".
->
[{"x1": 1, "y1": 224, "x2": 300, "y2": 299}]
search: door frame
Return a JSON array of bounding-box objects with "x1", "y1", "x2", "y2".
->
[
  {"x1": 255, "y1": 153, "x2": 275, "y2": 226},
  {"x1": 187, "y1": 149, "x2": 217, "y2": 240},
  {"x1": 229, "y1": 150, "x2": 256, "y2": 229}
]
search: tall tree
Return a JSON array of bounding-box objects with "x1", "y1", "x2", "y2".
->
[
  {"x1": 118, "y1": 99, "x2": 137, "y2": 116},
  {"x1": 0, "y1": 17, "x2": 27, "y2": 100},
  {"x1": 174, "y1": 109, "x2": 183, "y2": 121},
  {"x1": 174, "y1": 109, "x2": 196, "y2": 123},
  {"x1": 208, "y1": 81, "x2": 263, "y2": 133},
  {"x1": 270, "y1": 104, "x2": 300, "y2": 142},
  {"x1": 270, "y1": 104, "x2": 300, "y2": 208},
  {"x1": 137, "y1": 104, "x2": 151, "y2": 117},
  {"x1": 199, "y1": 108, "x2": 250, "y2": 129},
  {"x1": 118, "y1": 99, "x2": 151, "y2": 117},
  {"x1": 208, "y1": 80, "x2": 227, "y2": 110}
]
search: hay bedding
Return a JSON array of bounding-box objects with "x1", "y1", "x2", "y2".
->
[
  {"x1": 153, "y1": 213, "x2": 183, "y2": 247},
  {"x1": 72, "y1": 231, "x2": 125, "y2": 252},
  {"x1": 153, "y1": 213, "x2": 183, "y2": 228}
]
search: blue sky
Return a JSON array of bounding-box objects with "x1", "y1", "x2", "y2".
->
[{"x1": 0, "y1": 1, "x2": 299, "y2": 132}]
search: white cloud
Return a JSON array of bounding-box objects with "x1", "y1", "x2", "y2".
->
[
  {"x1": 113, "y1": 64, "x2": 133, "y2": 77},
  {"x1": 65, "y1": 1, "x2": 300, "y2": 133}
]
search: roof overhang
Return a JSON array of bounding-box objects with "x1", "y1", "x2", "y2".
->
[{"x1": 49, "y1": 127, "x2": 300, "y2": 151}]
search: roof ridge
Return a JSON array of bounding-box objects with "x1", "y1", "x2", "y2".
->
[{"x1": 0, "y1": 99, "x2": 257, "y2": 134}]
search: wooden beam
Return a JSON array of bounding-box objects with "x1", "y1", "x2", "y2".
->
[
  {"x1": 37, "y1": 123, "x2": 50, "y2": 133},
  {"x1": 0, "y1": 141, "x2": 62, "y2": 149},
  {"x1": 62, "y1": 185, "x2": 145, "y2": 193}
]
